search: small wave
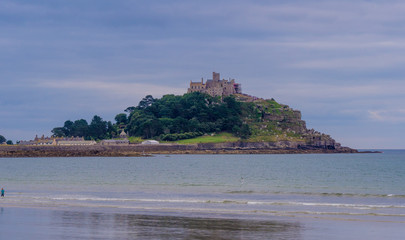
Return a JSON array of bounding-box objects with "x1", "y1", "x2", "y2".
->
[
  {"x1": 246, "y1": 201, "x2": 405, "y2": 210},
  {"x1": 269, "y1": 210, "x2": 405, "y2": 218},
  {"x1": 138, "y1": 198, "x2": 206, "y2": 204},
  {"x1": 225, "y1": 190, "x2": 405, "y2": 198},
  {"x1": 287, "y1": 201, "x2": 405, "y2": 209},
  {"x1": 9, "y1": 194, "x2": 405, "y2": 213},
  {"x1": 205, "y1": 200, "x2": 248, "y2": 204},
  {"x1": 4, "y1": 196, "x2": 405, "y2": 220},
  {"x1": 42, "y1": 195, "x2": 136, "y2": 202},
  {"x1": 267, "y1": 191, "x2": 405, "y2": 198},
  {"x1": 297, "y1": 192, "x2": 405, "y2": 198},
  {"x1": 226, "y1": 191, "x2": 255, "y2": 194}
]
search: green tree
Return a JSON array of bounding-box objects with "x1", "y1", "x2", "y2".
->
[
  {"x1": 124, "y1": 106, "x2": 136, "y2": 113},
  {"x1": 51, "y1": 127, "x2": 66, "y2": 137},
  {"x1": 115, "y1": 113, "x2": 128, "y2": 127},
  {"x1": 123, "y1": 92, "x2": 247, "y2": 139},
  {"x1": 53, "y1": 115, "x2": 119, "y2": 140},
  {"x1": 71, "y1": 119, "x2": 89, "y2": 138},
  {"x1": 0, "y1": 135, "x2": 6, "y2": 144},
  {"x1": 223, "y1": 95, "x2": 242, "y2": 115},
  {"x1": 63, "y1": 120, "x2": 74, "y2": 136},
  {"x1": 106, "y1": 121, "x2": 117, "y2": 138},
  {"x1": 127, "y1": 113, "x2": 162, "y2": 139},
  {"x1": 137, "y1": 95, "x2": 156, "y2": 109},
  {"x1": 239, "y1": 124, "x2": 252, "y2": 139},
  {"x1": 89, "y1": 115, "x2": 108, "y2": 140},
  {"x1": 6, "y1": 140, "x2": 13, "y2": 145}
]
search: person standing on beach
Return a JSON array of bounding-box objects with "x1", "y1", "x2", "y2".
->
[{"x1": 1, "y1": 188, "x2": 4, "y2": 197}]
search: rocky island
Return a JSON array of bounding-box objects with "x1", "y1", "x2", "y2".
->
[{"x1": 0, "y1": 72, "x2": 357, "y2": 157}]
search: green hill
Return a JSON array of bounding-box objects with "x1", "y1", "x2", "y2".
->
[
  {"x1": 52, "y1": 92, "x2": 344, "y2": 150},
  {"x1": 124, "y1": 92, "x2": 342, "y2": 149}
]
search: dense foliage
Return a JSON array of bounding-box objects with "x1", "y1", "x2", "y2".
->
[
  {"x1": 52, "y1": 116, "x2": 117, "y2": 140},
  {"x1": 125, "y1": 92, "x2": 251, "y2": 140},
  {"x1": 0, "y1": 135, "x2": 13, "y2": 145},
  {"x1": 52, "y1": 92, "x2": 252, "y2": 141},
  {"x1": 0, "y1": 135, "x2": 6, "y2": 144}
]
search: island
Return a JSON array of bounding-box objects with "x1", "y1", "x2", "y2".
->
[{"x1": 0, "y1": 72, "x2": 358, "y2": 157}]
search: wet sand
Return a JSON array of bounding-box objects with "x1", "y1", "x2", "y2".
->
[{"x1": 1, "y1": 206, "x2": 403, "y2": 240}]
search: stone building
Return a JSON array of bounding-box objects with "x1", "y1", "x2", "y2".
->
[
  {"x1": 100, "y1": 130, "x2": 129, "y2": 145},
  {"x1": 19, "y1": 135, "x2": 54, "y2": 145},
  {"x1": 18, "y1": 136, "x2": 96, "y2": 146},
  {"x1": 54, "y1": 137, "x2": 96, "y2": 146},
  {"x1": 119, "y1": 130, "x2": 128, "y2": 139},
  {"x1": 188, "y1": 72, "x2": 242, "y2": 97}
]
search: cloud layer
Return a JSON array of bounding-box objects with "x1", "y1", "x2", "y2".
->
[{"x1": 1, "y1": 0, "x2": 405, "y2": 148}]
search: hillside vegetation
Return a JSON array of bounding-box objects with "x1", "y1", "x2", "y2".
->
[
  {"x1": 124, "y1": 93, "x2": 253, "y2": 140},
  {"x1": 52, "y1": 92, "x2": 341, "y2": 149}
]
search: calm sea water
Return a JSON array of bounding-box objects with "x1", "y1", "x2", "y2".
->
[{"x1": 0, "y1": 150, "x2": 404, "y2": 239}]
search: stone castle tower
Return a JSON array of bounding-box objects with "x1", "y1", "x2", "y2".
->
[{"x1": 187, "y1": 72, "x2": 242, "y2": 97}]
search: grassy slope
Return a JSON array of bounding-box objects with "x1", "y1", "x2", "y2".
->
[
  {"x1": 175, "y1": 132, "x2": 239, "y2": 144},
  {"x1": 128, "y1": 136, "x2": 144, "y2": 144}
]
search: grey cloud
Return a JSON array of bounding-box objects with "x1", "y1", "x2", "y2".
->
[
  {"x1": 368, "y1": 110, "x2": 405, "y2": 123},
  {"x1": 1, "y1": 0, "x2": 405, "y2": 148}
]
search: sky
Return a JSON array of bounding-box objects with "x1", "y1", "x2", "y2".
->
[{"x1": 1, "y1": 0, "x2": 405, "y2": 149}]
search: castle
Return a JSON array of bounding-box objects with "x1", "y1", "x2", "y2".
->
[{"x1": 188, "y1": 72, "x2": 242, "y2": 97}]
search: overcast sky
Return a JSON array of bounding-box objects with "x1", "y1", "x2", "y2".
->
[{"x1": 1, "y1": 0, "x2": 405, "y2": 149}]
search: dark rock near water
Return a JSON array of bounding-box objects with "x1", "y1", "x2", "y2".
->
[{"x1": 0, "y1": 141, "x2": 358, "y2": 158}]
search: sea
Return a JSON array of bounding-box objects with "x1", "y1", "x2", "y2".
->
[{"x1": 0, "y1": 150, "x2": 404, "y2": 239}]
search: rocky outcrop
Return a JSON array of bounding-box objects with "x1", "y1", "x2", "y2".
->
[
  {"x1": 262, "y1": 109, "x2": 307, "y2": 135},
  {"x1": 196, "y1": 141, "x2": 355, "y2": 152},
  {"x1": 251, "y1": 98, "x2": 348, "y2": 150}
]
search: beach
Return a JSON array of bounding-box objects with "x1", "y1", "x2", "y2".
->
[
  {"x1": 0, "y1": 151, "x2": 404, "y2": 239},
  {"x1": 2, "y1": 206, "x2": 403, "y2": 240}
]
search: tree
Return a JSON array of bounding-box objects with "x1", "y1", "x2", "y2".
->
[
  {"x1": 6, "y1": 140, "x2": 13, "y2": 145},
  {"x1": 124, "y1": 106, "x2": 136, "y2": 113},
  {"x1": 239, "y1": 124, "x2": 252, "y2": 139},
  {"x1": 63, "y1": 120, "x2": 74, "y2": 136},
  {"x1": 0, "y1": 135, "x2": 6, "y2": 144},
  {"x1": 51, "y1": 127, "x2": 66, "y2": 137},
  {"x1": 71, "y1": 119, "x2": 89, "y2": 138},
  {"x1": 51, "y1": 91, "x2": 252, "y2": 142},
  {"x1": 127, "y1": 113, "x2": 162, "y2": 139},
  {"x1": 115, "y1": 113, "x2": 128, "y2": 126},
  {"x1": 53, "y1": 115, "x2": 120, "y2": 140},
  {"x1": 89, "y1": 115, "x2": 108, "y2": 140},
  {"x1": 106, "y1": 121, "x2": 117, "y2": 139},
  {"x1": 137, "y1": 95, "x2": 156, "y2": 109},
  {"x1": 223, "y1": 96, "x2": 242, "y2": 115},
  {"x1": 123, "y1": 92, "x2": 247, "y2": 138}
]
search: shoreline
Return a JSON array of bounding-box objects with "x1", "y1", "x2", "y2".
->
[{"x1": 0, "y1": 143, "x2": 364, "y2": 158}]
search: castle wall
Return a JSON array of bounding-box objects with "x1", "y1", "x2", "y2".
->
[{"x1": 187, "y1": 72, "x2": 242, "y2": 97}]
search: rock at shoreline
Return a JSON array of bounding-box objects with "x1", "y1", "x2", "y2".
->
[{"x1": 0, "y1": 143, "x2": 358, "y2": 158}]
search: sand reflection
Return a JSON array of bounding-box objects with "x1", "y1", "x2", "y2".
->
[{"x1": 52, "y1": 211, "x2": 301, "y2": 239}]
